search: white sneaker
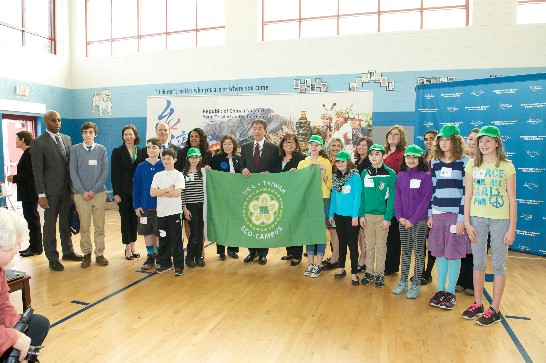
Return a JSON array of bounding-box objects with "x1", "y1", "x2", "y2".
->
[
  {"x1": 309, "y1": 265, "x2": 323, "y2": 278},
  {"x1": 304, "y1": 264, "x2": 315, "y2": 276}
]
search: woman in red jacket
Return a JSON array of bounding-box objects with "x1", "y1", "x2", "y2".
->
[{"x1": 0, "y1": 209, "x2": 49, "y2": 361}]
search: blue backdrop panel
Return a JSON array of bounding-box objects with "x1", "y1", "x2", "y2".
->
[{"x1": 415, "y1": 73, "x2": 546, "y2": 256}]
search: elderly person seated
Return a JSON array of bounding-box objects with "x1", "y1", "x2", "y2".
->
[{"x1": 0, "y1": 209, "x2": 49, "y2": 361}]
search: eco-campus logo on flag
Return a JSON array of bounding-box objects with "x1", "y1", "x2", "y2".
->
[{"x1": 241, "y1": 182, "x2": 285, "y2": 239}]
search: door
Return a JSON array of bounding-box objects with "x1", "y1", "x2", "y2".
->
[{"x1": 2, "y1": 114, "x2": 36, "y2": 199}]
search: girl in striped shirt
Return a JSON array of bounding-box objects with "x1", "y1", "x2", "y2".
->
[
  {"x1": 427, "y1": 125, "x2": 471, "y2": 311},
  {"x1": 182, "y1": 148, "x2": 206, "y2": 268}
]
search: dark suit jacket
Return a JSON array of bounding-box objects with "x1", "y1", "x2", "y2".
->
[
  {"x1": 111, "y1": 144, "x2": 141, "y2": 196},
  {"x1": 276, "y1": 152, "x2": 306, "y2": 173},
  {"x1": 12, "y1": 147, "x2": 38, "y2": 202},
  {"x1": 210, "y1": 153, "x2": 242, "y2": 173},
  {"x1": 136, "y1": 143, "x2": 181, "y2": 165},
  {"x1": 240, "y1": 140, "x2": 280, "y2": 173},
  {"x1": 31, "y1": 132, "x2": 72, "y2": 197}
]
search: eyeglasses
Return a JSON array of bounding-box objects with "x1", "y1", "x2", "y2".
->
[{"x1": 388, "y1": 133, "x2": 401, "y2": 137}]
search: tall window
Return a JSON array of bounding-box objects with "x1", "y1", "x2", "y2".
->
[
  {"x1": 0, "y1": 0, "x2": 56, "y2": 54},
  {"x1": 262, "y1": 0, "x2": 470, "y2": 41},
  {"x1": 518, "y1": 0, "x2": 546, "y2": 24},
  {"x1": 86, "y1": 0, "x2": 225, "y2": 57}
]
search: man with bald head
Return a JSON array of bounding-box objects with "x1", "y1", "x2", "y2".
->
[
  {"x1": 31, "y1": 110, "x2": 84, "y2": 271},
  {"x1": 137, "y1": 121, "x2": 181, "y2": 164}
]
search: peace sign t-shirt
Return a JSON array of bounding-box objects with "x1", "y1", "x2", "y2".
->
[{"x1": 465, "y1": 159, "x2": 516, "y2": 219}]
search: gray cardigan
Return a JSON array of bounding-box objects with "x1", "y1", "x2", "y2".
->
[{"x1": 69, "y1": 143, "x2": 109, "y2": 195}]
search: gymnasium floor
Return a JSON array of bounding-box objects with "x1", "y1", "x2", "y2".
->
[{"x1": 7, "y1": 209, "x2": 546, "y2": 362}]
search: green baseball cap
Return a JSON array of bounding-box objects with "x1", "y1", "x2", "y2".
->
[
  {"x1": 187, "y1": 147, "x2": 202, "y2": 157},
  {"x1": 477, "y1": 125, "x2": 500, "y2": 139},
  {"x1": 368, "y1": 144, "x2": 386, "y2": 155},
  {"x1": 404, "y1": 144, "x2": 424, "y2": 157},
  {"x1": 308, "y1": 135, "x2": 324, "y2": 145},
  {"x1": 335, "y1": 150, "x2": 352, "y2": 161},
  {"x1": 437, "y1": 124, "x2": 460, "y2": 138}
]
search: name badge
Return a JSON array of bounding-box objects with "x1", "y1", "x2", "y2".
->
[
  {"x1": 473, "y1": 168, "x2": 486, "y2": 179},
  {"x1": 364, "y1": 178, "x2": 374, "y2": 188},
  {"x1": 140, "y1": 217, "x2": 147, "y2": 225},
  {"x1": 342, "y1": 185, "x2": 351, "y2": 194},
  {"x1": 89, "y1": 160, "x2": 97, "y2": 166},
  {"x1": 410, "y1": 179, "x2": 421, "y2": 188},
  {"x1": 440, "y1": 167, "x2": 452, "y2": 177}
]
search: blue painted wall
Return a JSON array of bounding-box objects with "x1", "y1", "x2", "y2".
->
[{"x1": 2, "y1": 65, "x2": 546, "y2": 191}]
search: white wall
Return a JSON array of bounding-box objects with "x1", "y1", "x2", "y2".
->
[
  {"x1": 69, "y1": 0, "x2": 546, "y2": 89},
  {"x1": 0, "y1": 0, "x2": 71, "y2": 88}
]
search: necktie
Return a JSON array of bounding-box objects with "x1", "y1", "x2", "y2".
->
[
  {"x1": 55, "y1": 134, "x2": 66, "y2": 157},
  {"x1": 87, "y1": 145, "x2": 92, "y2": 152},
  {"x1": 253, "y1": 143, "x2": 260, "y2": 169},
  {"x1": 162, "y1": 145, "x2": 167, "y2": 150}
]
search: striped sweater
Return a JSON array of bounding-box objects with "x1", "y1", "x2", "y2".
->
[
  {"x1": 182, "y1": 171, "x2": 204, "y2": 208},
  {"x1": 428, "y1": 156, "x2": 470, "y2": 223}
]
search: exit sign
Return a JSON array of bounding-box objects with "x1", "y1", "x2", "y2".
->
[{"x1": 15, "y1": 85, "x2": 30, "y2": 96}]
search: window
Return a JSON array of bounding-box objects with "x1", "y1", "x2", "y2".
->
[
  {"x1": 0, "y1": 0, "x2": 56, "y2": 54},
  {"x1": 262, "y1": 0, "x2": 469, "y2": 41},
  {"x1": 86, "y1": 0, "x2": 225, "y2": 57},
  {"x1": 518, "y1": 0, "x2": 546, "y2": 24}
]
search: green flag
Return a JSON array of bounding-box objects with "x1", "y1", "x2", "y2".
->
[{"x1": 206, "y1": 166, "x2": 326, "y2": 248}]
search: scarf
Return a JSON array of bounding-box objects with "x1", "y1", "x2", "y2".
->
[{"x1": 333, "y1": 168, "x2": 357, "y2": 192}]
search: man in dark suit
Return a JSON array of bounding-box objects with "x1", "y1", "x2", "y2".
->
[
  {"x1": 136, "y1": 121, "x2": 181, "y2": 164},
  {"x1": 240, "y1": 119, "x2": 280, "y2": 265},
  {"x1": 31, "y1": 110, "x2": 83, "y2": 271},
  {"x1": 7, "y1": 131, "x2": 42, "y2": 257}
]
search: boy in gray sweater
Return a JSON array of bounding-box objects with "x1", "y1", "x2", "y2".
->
[{"x1": 69, "y1": 122, "x2": 109, "y2": 268}]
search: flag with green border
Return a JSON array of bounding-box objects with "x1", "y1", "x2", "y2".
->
[{"x1": 206, "y1": 166, "x2": 326, "y2": 248}]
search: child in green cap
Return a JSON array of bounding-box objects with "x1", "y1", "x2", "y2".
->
[
  {"x1": 358, "y1": 144, "x2": 397, "y2": 288},
  {"x1": 462, "y1": 126, "x2": 516, "y2": 327}
]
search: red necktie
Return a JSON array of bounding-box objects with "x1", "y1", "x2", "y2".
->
[{"x1": 253, "y1": 143, "x2": 260, "y2": 169}]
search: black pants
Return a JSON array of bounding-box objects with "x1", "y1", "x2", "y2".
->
[
  {"x1": 385, "y1": 217, "x2": 401, "y2": 274},
  {"x1": 285, "y1": 245, "x2": 303, "y2": 260},
  {"x1": 457, "y1": 254, "x2": 474, "y2": 289},
  {"x1": 0, "y1": 314, "x2": 49, "y2": 360},
  {"x1": 42, "y1": 191, "x2": 75, "y2": 261},
  {"x1": 22, "y1": 201, "x2": 42, "y2": 252},
  {"x1": 118, "y1": 193, "x2": 138, "y2": 244},
  {"x1": 216, "y1": 244, "x2": 239, "y2": 255},
  {"x1": 185, "y1": 203, "x2": 204, "y2": 262},
  {"x1": 157, "y1": 214, "x2": 185, "y2": 269},
  {"x1": 335, "y1": 215, "x2": 360, "y2": 274}
]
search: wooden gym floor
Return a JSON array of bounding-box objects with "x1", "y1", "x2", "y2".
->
[{"x1": 7, "y1": 209, "x2": 546, "y2": 362}]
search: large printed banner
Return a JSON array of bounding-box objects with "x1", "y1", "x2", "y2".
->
[
  {"x1": 147, "y1": 91, "x2": 373, "y2": 151},
  {"x1": 206, "y1": 167, "x2": 326, "y2": 248},
  {"x1": 415, "y1": 73, "x2": 546, "y2": 256}
]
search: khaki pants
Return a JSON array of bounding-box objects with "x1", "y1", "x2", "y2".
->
[
  {"x1": 364, "y1": 214, "x2": 389, "y2": 276},
  {"x1": 74, "y1": 192, "x2": 106, "y2": 257}
]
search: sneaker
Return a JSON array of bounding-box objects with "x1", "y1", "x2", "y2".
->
[
  {"x1": 185, "y1": 259, "x2": 197, "y2": 268},
  {"x1": 465, "y1": 288, "x2": 474, "y2": 296},
  {"x1": 156, "y1": 265, "x2": 173, "y2": 274},
  {"x1": 429, "y1": 291, "x2": 446, "y2": 307},
  {"x1": 140, "y1": 254, "x2": 155, "y2": 270},
  {"x1": 462, "y1": 302, "x2": 484, "y2": 320},
  {"x1": 219, "y1": 253, "x2": 226, "y2": 261},
  {"x1": 309, "y1": 265, "x2": 323, "y2": 278},
  {"x1": 374, "y1": 275, "x2": 384, "y2": 288},
  {"x1": 174, "y1": 268, "x2": 183, "y2": 276},
  {"x1": 439, "y1": 292, "x2": 456, "y2": 310},
  {"x1": 455, "y1": 285, "x2": 465, "y2": 292},
  {"x1": 476, "y1": 307, "x2": 502, "y2": 327},
  {"x1": 361, "y1": 272, "x2": 374, "y2": 285},
  {"x1": 304, "y1": 264, "x2": 315, "y2": 276},
  {"x1": 196, "y1": 258, "x2": 206, "y2": 267},
  {"x1": 406, "y1": 285, "x2": 420, "y2": 299},
  {"x1": 392, "y1": 281, "x2": 408, "y2": 295}
]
